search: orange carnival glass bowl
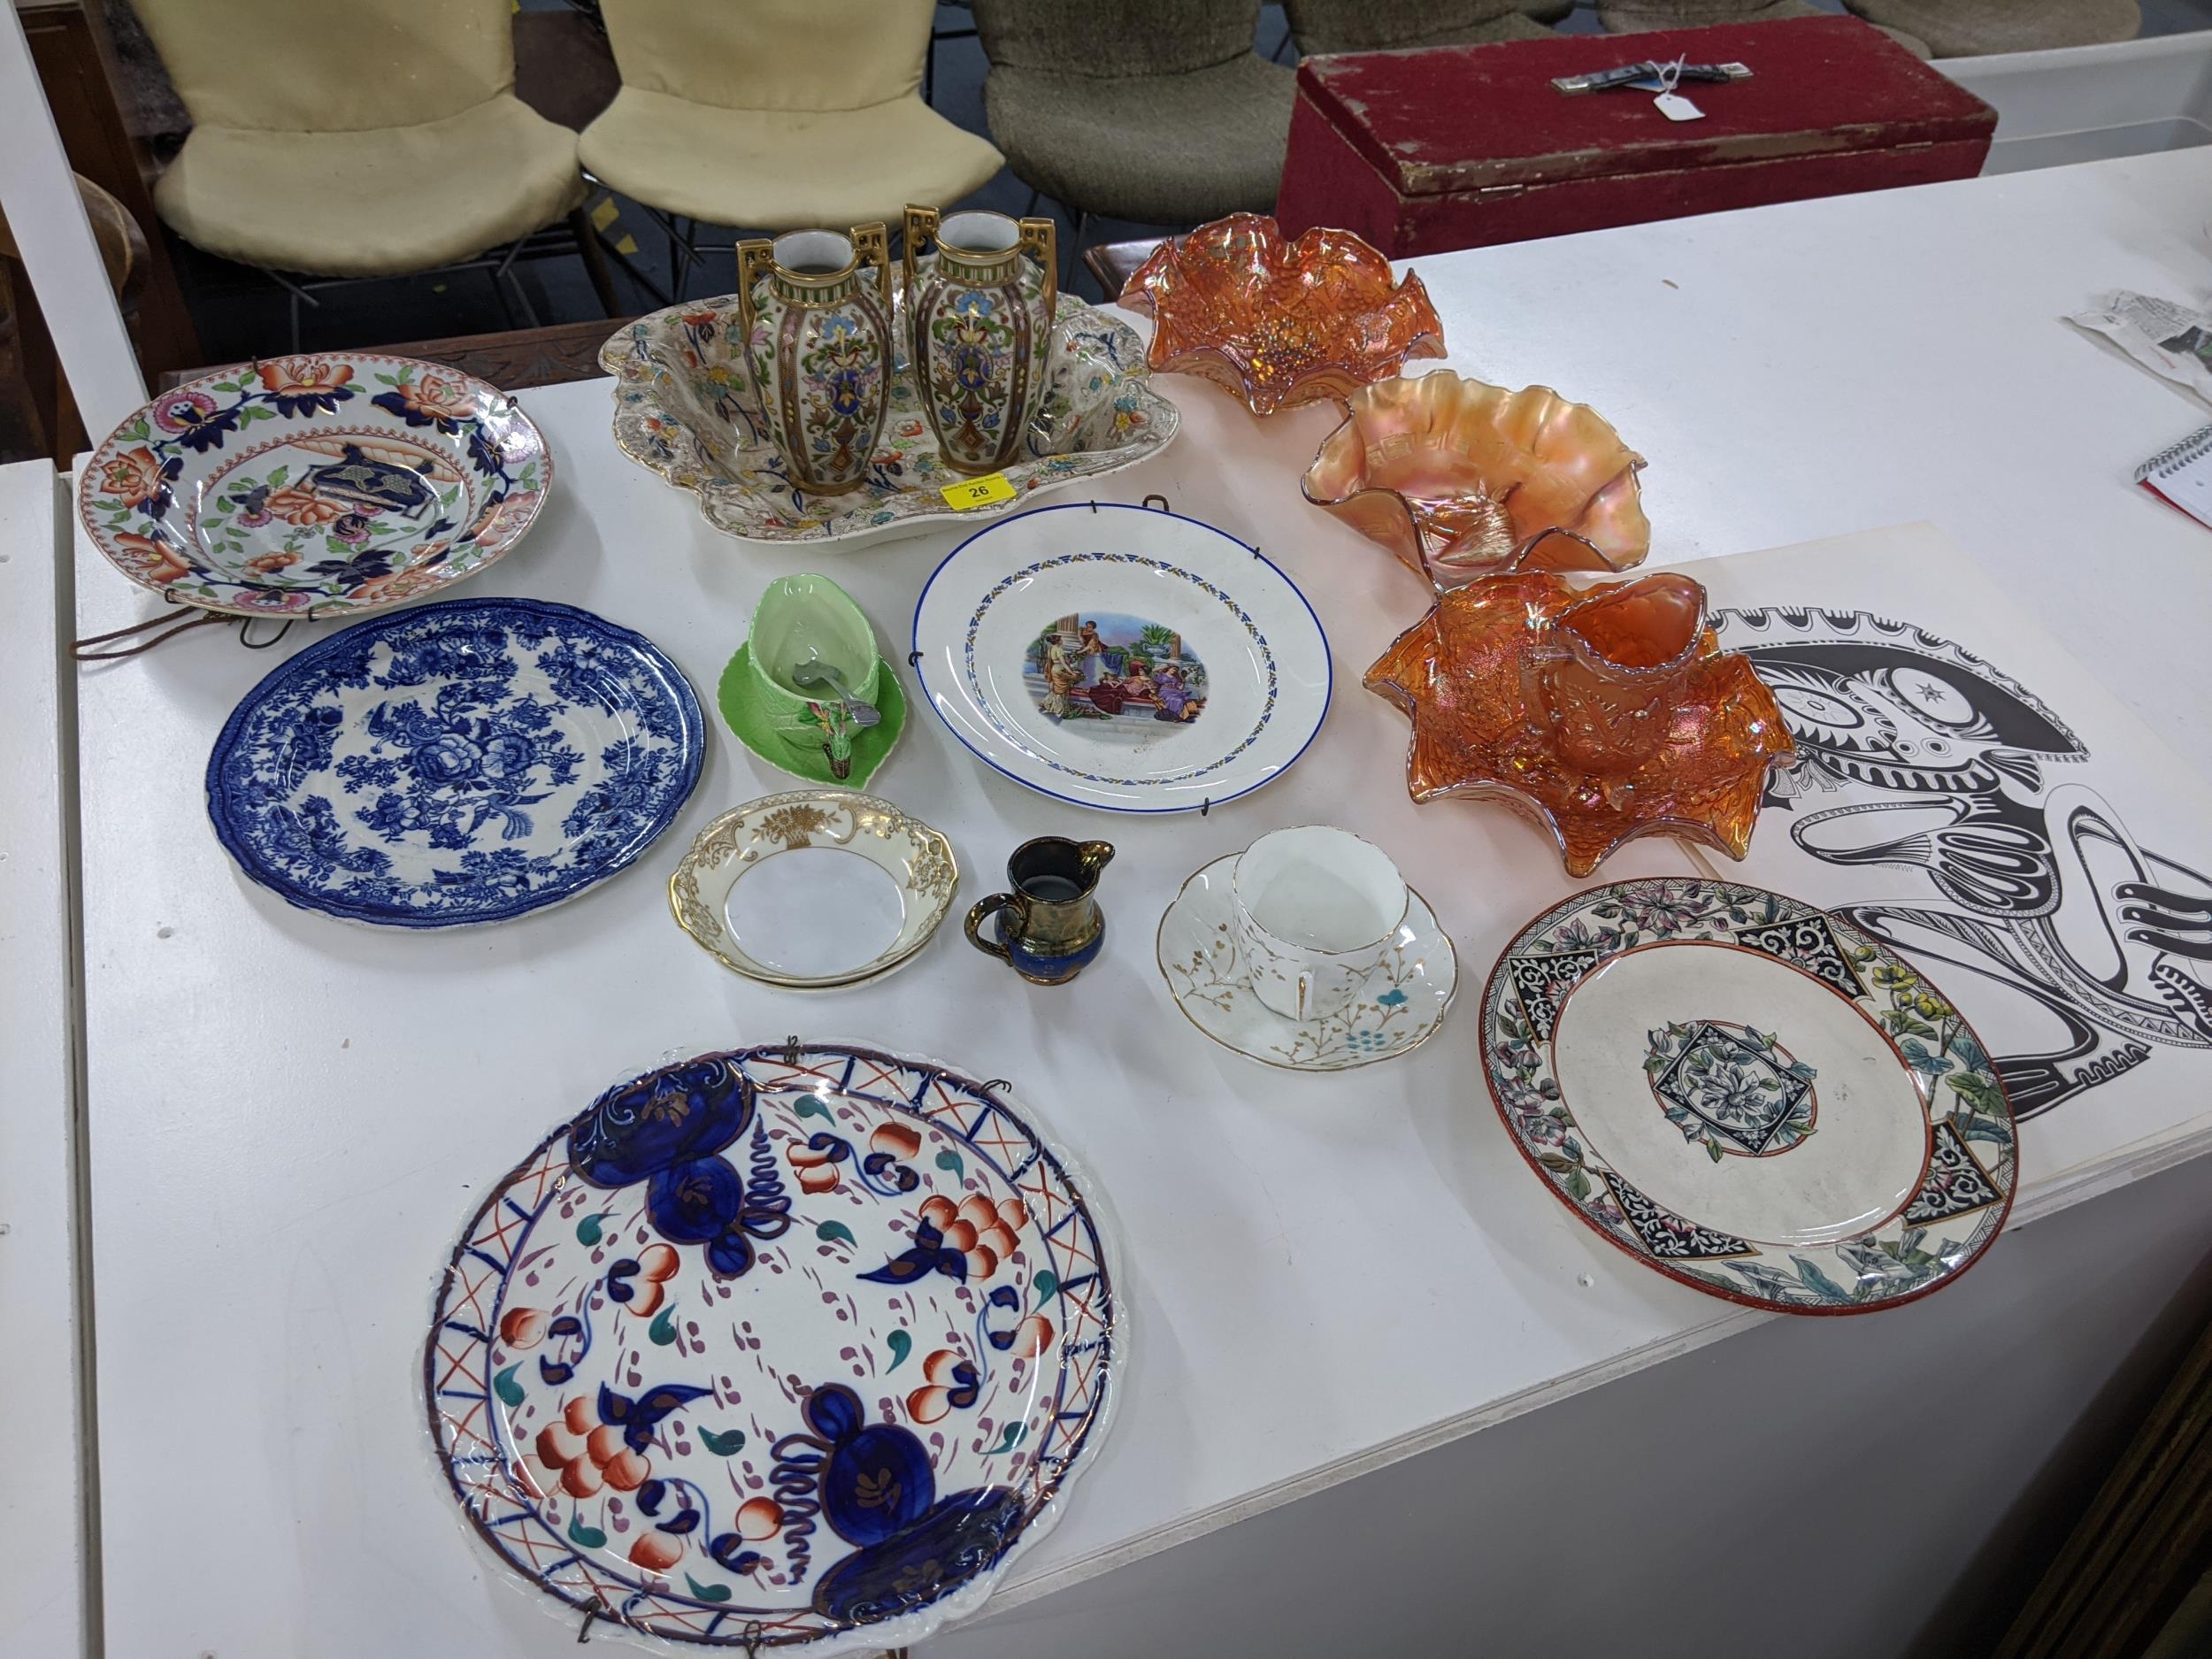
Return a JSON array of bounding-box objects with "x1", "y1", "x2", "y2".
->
[
  {"x1": 1364, "y1": 570, "x2": 1795, "y2": 877},
  {"x1": 1304, "y1": 372, "x2": 1649, "y2": 589},
  {"x1": 1120, "y1": 214, "x2": 1446, "y2": 416}
]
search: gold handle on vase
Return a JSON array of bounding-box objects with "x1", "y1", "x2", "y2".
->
[
  {"x1": 902, "y1": 205, "x2": 939, "y2": 302},
  {"x1": 735, "y1": 239, "x2": 775, "y2": 335},
  {"x1": 851, "y1": 221, "x2": 891, "y2": 309},
  {"x1": 1018, "y1": 216, "x2": 1058, "y2": 316}
]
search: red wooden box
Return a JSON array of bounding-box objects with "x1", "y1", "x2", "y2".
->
[{"x1": 1274, "y1": 16, "x2": 1995, "y2": 257}]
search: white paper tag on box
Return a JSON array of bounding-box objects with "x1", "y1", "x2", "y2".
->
[
  {"x1": 2134, "y1": 424, "x2": 2212, "y2": 531},
  {"x1": 1655, "y1": 92, "x2": 1705, "y2": 121}
]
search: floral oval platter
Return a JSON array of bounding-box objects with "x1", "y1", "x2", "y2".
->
[
  {"x1": 600, "y1": 292, "x2": 1179, "y2": 548},
  {"x1": 670, "y1": 791, "x2": 959, "y2": 990},
  {"x1": 1484, "y1": 879, "x2": 2017, "y2": 1315},
  {"x1": 426, "y1": 1043, "x2": 1119, "y2": 1653},
  {"x1": 910, "y1": 502, "x2": 1331, "y2": 812},
  {"x1": 81, "y1": 353, "x2": 549, "y2": 617},
  {"x1": 207, "y1": 597, "x2": 704, "y2": 926}
]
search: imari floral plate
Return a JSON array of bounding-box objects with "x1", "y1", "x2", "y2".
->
[
  {"x1": 425, "y1": 1044, "x2": 1118, "y2": 1653},
  {"x1": 1483, "y1": 879, "x2": 2018, "y2": 1314},
  {"x1": 81, "y1": 353, "x2": 549, "y2": 618},
  {"x1": 206, "y1": 598, "x2": 704, "y2": 926},
  {"x1": 601, "y1": 293, "x2": 1179, "y2": 548},
  {"x1": 1156, "y1": 853, "x2": 1455, "y2": 1070},
  {"x1": 910, "y1": 503, "x2": 1332, "y2": 812},
  {"x1": 670, "y1": 792, "x2": 958, "y2": 990}
]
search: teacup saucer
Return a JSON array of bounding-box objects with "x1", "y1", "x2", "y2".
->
[
  {"x1": 1156, "y1": 852, "x2": 1456, "y2": 1071},
  {"x1": 718, "y1": 641, "x2": 907, "y2": 789}
]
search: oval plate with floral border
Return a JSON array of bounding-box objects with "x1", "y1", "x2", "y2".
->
[
  {"x1": 911, "y1": 502, "x2": 1331, "y2": 812},
  {"x1": 206, "y1": 597, "x2": 703, "y2": 927},
  {"x1": 600, "y1": 293, "x2": 1177, "y2": 549},
  {"x1": 425, "y1": 1043, "x2": 1119, "y2": 1654},
  {"x1": 1483, "y1": 878, "x2": 2017, "y2": 1315},
  {"x1": 80, "y1": 352, "x2": 549, "y2": 618}
]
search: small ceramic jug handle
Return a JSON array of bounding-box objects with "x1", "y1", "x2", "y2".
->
[
  {"x1": 735, "y1": 240, "x2": 775, "y2": 335},
  {"x1": 1019, "y1": 216, "x2": 1058, "y2": 316},
  {"x1": 852, "y1": 221, "x2": 892, "y2": 310},
  {"x1": 964, "y1": 893, "x2": 1019, "y2": 961},
  {"x1": 903, "y1": 205, "x2": 939, "y2": 300}
]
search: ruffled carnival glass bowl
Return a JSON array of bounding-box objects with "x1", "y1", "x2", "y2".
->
[
  {"x1": 1303, "y1": 372, "x2": 1650, "y2": 589},
  {"x1": 1364, "y1": 569, "x2": 1794, "y2": 877},
  {"x1": 1119, "y1": 215, "x2": 1446, "y2": 416}
]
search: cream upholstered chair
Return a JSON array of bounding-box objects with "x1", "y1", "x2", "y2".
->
[
  {"x1": 579, "y1": 0, "x2": 1003, "y2": 256},
  {"x1": 130, "y1": 0, "x2": 588, "y2": 327}
]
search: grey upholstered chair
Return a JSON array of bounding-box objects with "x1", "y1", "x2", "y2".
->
[
  {"x1": 1842, "y1": 0, "x2": 2139, "y2": 57},
  {"x1": 1599, "y1": 0, "x2": 1931, "y2": 58},
  {"x1": 972, "y1": 0, "x2": 1294, "y2": 250},
  {"x1": 1285, "y1": 0, "x2": 1558, "y2": 52}
]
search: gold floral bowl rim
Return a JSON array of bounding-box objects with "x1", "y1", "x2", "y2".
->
[{"x1": 667, "y1": 788, "x2": 959, "y2": 991}]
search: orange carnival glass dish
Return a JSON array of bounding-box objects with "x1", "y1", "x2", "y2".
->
[
  {"x1": 1364, "y1": 570, "x2": 1795, "y2": 877},
  {"x1": 1304, "y1": 373, "x2": 1649, "y2": 589},
  {"x1": 1120, "y1": 214, "x2": 1445, "y2": 416}
]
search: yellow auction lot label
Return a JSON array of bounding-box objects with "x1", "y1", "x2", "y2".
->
[{"x1": 939, "y1": 472, "x2": 1018, "y2": 510}]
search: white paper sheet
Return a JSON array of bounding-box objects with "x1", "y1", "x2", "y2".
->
[{"x1": 1680, "y1": 523, "x2": 2212, "y2": 1190}]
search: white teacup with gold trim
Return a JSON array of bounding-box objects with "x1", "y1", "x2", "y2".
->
[{"x1": 1232, "y1": 826, "x2": 1409, "y2": 1024}]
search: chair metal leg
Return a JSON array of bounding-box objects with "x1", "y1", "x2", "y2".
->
[
  {"x1": 569, "y1": 206, "x2": 622, "y2": 318},
  {"x1": 492, "y1": 238, "x2": 540, "y2": 330},
  {"x1": 1064, "y1": 209, "x2": 1087, "y2": 293},
  {"x1": 1022, "y1": 187, "x2": 1041, "y2": 219}
]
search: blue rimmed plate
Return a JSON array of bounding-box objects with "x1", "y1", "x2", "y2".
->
[
  {"x1": 425, "y1": 1043, "x2": 1120, "y2": 1653},
  {"x1": 206, "y1": 597, "x2": 704, "y2": 926},
  {"x1": 1484, "y1": 878, "x2": 2018, "y2": 1315},
  {"x1": 910, "y1": 502, "x2": 1331, "y2": 813}
]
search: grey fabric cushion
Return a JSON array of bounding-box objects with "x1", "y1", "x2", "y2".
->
[
  {"x1": 985, "y1": 53, "x2": 1294, "y2": 223},
  {"x1": 1601, "y1": 3, "x2": 1931, "y2": 55},
  {"x1": 1600, "y1": 0, "x2": 1822, "y2": 23},
  {"x1": 1284, "y1": 0, "x2": 1551, "y2": 53},
  {"x1": 1843, "y1": 0, "x2": 2138, "y2": 57},
  {"x1": 972, "y1": 0, "x2": 1263, "y2": 78}
]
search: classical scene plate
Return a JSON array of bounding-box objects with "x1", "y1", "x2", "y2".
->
[
  {"x1": 1483, "y1": 879, "x2": 2018, "y2": 1314},
  {"x1": 1157, "y1": 853, "x2": 1455, "y2": 1071},
  {"x1": 670, "y1": 792, "x2": 958, "y2": 990},
  {"x1": 426, "y1": 1044, "x2": 1118, "y2": 1653},
  {"x1": 601, "y1": 292, "x2": 1179, "y2": 548},
  {"x1": 81, "y1": 352, "x2": 549, "y2": 618},
  {"x1": 911, "y1": 503, "x2": 1331, "y2": 812},
  {"x1": 206, "y1": 597, "x2": 704, "y2": 927}
]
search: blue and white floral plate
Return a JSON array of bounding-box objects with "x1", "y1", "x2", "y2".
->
[
  {"x1": 1484, "y1": 879, "x2": 2018, "y2": 1315},
  {"x1": 911, "y1": 503, "x2": 1331, "y2": 812},
  {"x1": 1156, "y1": 853, "x2": 1455, "y2": 1070},
  {"x1": 426, "y1": 1043, "x2": 1120, "y2": 1654},
  {"x1": 206, "y1": 597, "x2": 704, "y2": 926},
  {"x1": 81, "y1": 353, "x2": 549, "y2": 618}
]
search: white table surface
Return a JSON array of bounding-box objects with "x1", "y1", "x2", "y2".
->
[
  {"x1": 66, "y1": 147, "x2": 2212, "y2": 1658},
  {"x1": 0, "y1": 458, "x2": 86, "y2": 1659}
]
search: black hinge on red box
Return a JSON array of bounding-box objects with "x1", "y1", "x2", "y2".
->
[{"x1": 1274, "y1": 16, "x2": 1996, "y2": 257}]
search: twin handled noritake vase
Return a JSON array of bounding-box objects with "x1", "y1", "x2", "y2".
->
[
  {"x1": 903, "y1": 206, "x2": 1058, "y2": 475},
  {"x1": 737, "y1": 224, "x2": 895, "y2": 495}
]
